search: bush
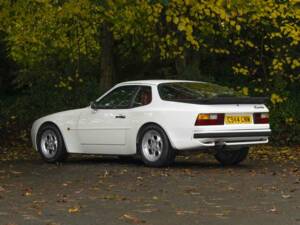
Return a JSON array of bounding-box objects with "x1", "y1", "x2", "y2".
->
[{"x1": 1, "y1": 74, "x2": 100, "y2": 127}]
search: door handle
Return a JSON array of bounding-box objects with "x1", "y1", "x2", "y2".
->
[{"x1": 115, "y1": 114, "x2": 126, "y2": 119}]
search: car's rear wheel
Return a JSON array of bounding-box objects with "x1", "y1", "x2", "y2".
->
[
  {"x1": 214, "y1": 147, "x2": 249, "y2": 166},
  {"x1": 37, "y1": 124, "x2": 68, "y2": 163},
  {"x1": 138, "y1": 124, "x2": 175, "y2": 167}
]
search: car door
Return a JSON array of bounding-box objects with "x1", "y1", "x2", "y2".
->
[{"x1": 77, "y1": 85, "x2": 139, "y2": 154}]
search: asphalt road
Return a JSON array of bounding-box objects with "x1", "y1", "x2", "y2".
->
[{"x1": 0, "y1": 156, "x2": 299, "y2": 225}]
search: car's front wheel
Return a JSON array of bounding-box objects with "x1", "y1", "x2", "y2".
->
[
  {"x1": 138, "y1": 124, "x2": 175, "y2": 167},
  {"x1": 214, "y1": 147, "x2": 249, "y2": 166},
  {"x1": 37, "y1": 124, "x2": 68, "y2": 163}
]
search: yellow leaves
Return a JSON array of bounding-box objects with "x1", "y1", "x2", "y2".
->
[
  {"x1": 270, "y1": 32, "x2": 282, "y2": 39},
  {"x1": 291, "y1": 59, "x2": 300, "y2": 69},
  {"x1": 166, "y1": 15, "x2": 171, "y2": 22},
  {"x1": 204, "y1": 8, "x2": 210, "y2": 16},
  {"x1": 233, "y1": 39, "x2": 243, "y2": 48},
  {"x1": 242, "y1": 87, "x2": 249, "y2": 96},
  {"x1": 245, "y1": 40, "x2": 254, "y2": 48},
  {"x1": 250, "y1": 145, "x2": 300, "y2": 163},
  {"x1": 209, "y1": 48, "x2": 230, "y2": 54},
  {"x1": 232, "y1": 64, "x2": 249, "y2": 76},
  {"x1": 270, "y1": 11, "x2": 278, "y2": 19},
  {"x1": 285, "y1": 117, "x2": 294, "y2": 125},
  {"x1": 184, "y1": 0, "x2": 192, "y2": 6},
  {"x1": 173, "y1": 16, "x2": 179, "y2": 24},
  {"x1": 178, "y1": 22, "x2": 185, "y2": 31},
  {"x1": 148, "y1": 15, "x2": 154, "y2": 22},
  {"x1": 254, "y1": 88, "x2": 264, "y2": 94},
  {"x1": 219, "y1": 9, "x2": 227, "y2": 20},
  {"x1": 56, "y1": 74, "x2": 83, "y2": 91},
  {"x1": 272, "y1": 58, "x2": 284, "y2": 71},
  {"x1": 271, "y1": 93, "x2": 284, "y2": 104}
]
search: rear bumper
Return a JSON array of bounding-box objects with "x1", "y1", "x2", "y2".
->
[
  {"x1": 173, "y1": 129, "x2": 271, "y2": 150},
  {"x1": 191, "y1": 129, "x2": 271, "y2": 148},
  {"x1": 193, "y1": 131, "x2": 271, "y2": 139}
]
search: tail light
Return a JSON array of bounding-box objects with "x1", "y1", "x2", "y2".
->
[
  {"x1": 195, "y1": 113, "x2": 224, "y2": 126},
  {"x1": 254, "y1": 113, "x2": 269, "y2": 124}
]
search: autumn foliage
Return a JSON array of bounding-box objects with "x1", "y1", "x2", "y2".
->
[{"x1": 0, "y1": 0, "x2": 299, "y2": 143}]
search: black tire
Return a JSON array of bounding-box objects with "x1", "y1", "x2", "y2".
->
[
  {"x1": 137, "y1": 124, "x2": 175, "y2": 167},
  {"x1": 214, "y1": 147, "x2": 249, "y2": 166},
  {"x1": 37, "y1": 123, "x2": 68, "y2": 163}
]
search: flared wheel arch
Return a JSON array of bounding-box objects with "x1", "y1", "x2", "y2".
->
[
  {"x1": 136, "y1": 122, "x2": 176, "y2": 154},
  {"x1": 36, "y1": 122, "x2": 66, "y2": 150}
]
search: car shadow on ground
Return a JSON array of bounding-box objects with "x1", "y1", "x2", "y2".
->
[{"x1": 55, "y1": 155, "x2": 255, "y2": 171}]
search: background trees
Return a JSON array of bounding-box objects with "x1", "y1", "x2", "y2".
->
[{"x1": 0, "y1": 0, "x2": 299, "y2": 143}]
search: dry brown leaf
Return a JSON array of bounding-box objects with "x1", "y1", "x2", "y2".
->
[
  {"x1": 121, "y1": 213, "x2": 145, "y2": 224},
  {"x1": 10, "y1": 170, "x2": 23, "y2": 175},
  {"x1": 68, "y1": 206, "x2": 80, "y2": 213},
  {"x1": 24, "y1": 192, "x2": 32, "y2": 196},
  {"x1": 135, "y1": 208, "x2": 159, "y2": 213},
  {"x1": 269, "y1": 207, "x2": 278, "y2": 213},
  {"x1": 228, "y1": 186, "x2": 235, "y2": 191},
  {"x1": 281, "y1": 194, "x2": 291, "y2": 199},
  {"x1": 176, "y1": 210, "x2": 197, "y2": 216},
  {"x1": 152, "y1": 196, "x2": 158, "y2": 200}
]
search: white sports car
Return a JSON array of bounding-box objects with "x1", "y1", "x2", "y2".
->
[{"x1": 31, "y1": 80, "x2": 271, "y2": 167}]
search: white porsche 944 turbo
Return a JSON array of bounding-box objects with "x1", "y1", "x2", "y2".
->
[{"x1": 31, "y1": 80, "x2": 271, "y2": 167}]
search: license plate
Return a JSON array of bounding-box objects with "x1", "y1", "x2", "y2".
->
[{"x1": 225, "y1": 115, "x2": 252, "y2": 124}]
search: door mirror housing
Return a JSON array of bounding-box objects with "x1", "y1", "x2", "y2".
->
[{"x1": 90, "y1": 101, "x2": 97, "y2": 110}]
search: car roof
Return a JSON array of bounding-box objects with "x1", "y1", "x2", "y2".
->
[{"x1": 116, "y1": 80, "x2": 204, "y2": 86}]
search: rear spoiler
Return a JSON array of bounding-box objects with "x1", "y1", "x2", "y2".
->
[{"x1": 173, "y1": 97, "x2": 268, "y2": 105}]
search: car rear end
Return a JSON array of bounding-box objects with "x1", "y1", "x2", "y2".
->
[
  {"x1": 157, "y1": 81, "x2": 271, "y2": 150},
  {"x1": 193, "y1": 104, "x2": 271, "y2": 148}
]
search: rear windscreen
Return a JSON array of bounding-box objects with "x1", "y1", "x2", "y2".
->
[{"x1": 158, "y1": 82, "x2": 241, "y2": 101}]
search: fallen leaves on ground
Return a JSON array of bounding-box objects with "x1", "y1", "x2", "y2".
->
[
  {"x1": 100, "y1": 194, "x2": 127, "y2": 201},
  {"x1": 1, "y1": 137, "x2": 300, "y2": 164},
  {"x1": 268, "y1": 206, "x2": 279, "y2": 213},
  {"x1": 281, "y1": 194, "x2": 291, "y2": 199},
  {"x1": 176, "y1": 209, "x2": 198, "y2": 216},
  {"x1": 68, "y1": 206, "x2": 80, "y2": 213},
  {"x1": 1, "y1": 145, "x2": 38, "y2": 162},
  {"x1": 22, "y1": 188, "x2": 33, "y2": 197},
  {"x1": 120, "y1": 213, "x2": 146, "y2": 224},
  {"x1": 249, "y1": 145, "x2": 300, "y2": 163}
]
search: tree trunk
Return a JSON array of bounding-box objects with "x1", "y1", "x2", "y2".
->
[
  {"x1": 175, "y1": 49, "x2": 201, "y2": 80},
  {"x1": 99, "y1": 23, "x2": 115, "y2": 92}
]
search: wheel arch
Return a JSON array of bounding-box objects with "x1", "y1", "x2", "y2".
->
[
  {"x1": 136, "y1": 122, "x2": 176, "y2": 150},
  {"x1": 36, "y1": 121, "x2": 66, "y2": 150}
]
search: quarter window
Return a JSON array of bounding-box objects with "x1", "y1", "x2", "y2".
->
[{"x1": 132, "y1": 86, "x2": 152, "y2": 107}]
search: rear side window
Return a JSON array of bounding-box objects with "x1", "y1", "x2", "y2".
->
[
  {"x1": 158, "y1": 82, "x2": 240, "y2": 101},
  {"x1": 132, "y1": 86, "x2": 152, "y2": 107}
]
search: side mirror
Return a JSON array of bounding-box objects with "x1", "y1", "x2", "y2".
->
[{"x1": 90, "y1": 101, "x2": 97, "y2": 110}]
